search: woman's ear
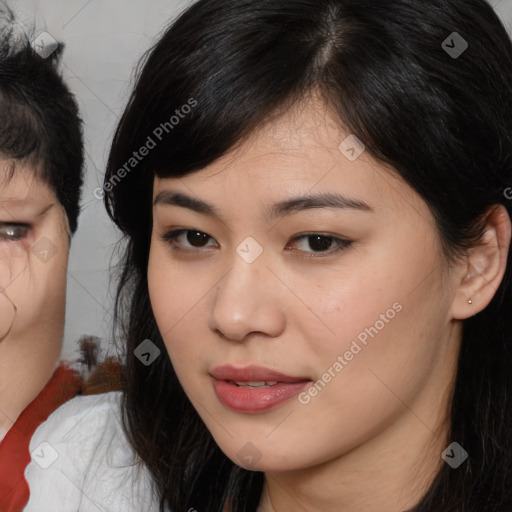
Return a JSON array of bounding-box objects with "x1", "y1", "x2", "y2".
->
[{"x1": 452, "y1": 204, "x2": 511, "y2": 320}]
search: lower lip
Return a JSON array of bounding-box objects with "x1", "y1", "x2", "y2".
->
[{"x1": 212, "y1": 378, "x2": 310, "y2": 413}]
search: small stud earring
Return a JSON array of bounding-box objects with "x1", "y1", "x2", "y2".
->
[{"x1": 468, "y1": 298, "x2": 472, "y2": 304}]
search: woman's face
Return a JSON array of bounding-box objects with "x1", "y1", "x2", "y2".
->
[
  {"x1": 0, "y1": 161, "x2": 70, "y2": 373},
  {"x1": 148, "y1": 99, "x2": 463, "y2": 472}
]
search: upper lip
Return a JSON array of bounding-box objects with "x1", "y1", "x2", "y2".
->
[{"x1": 210, "y1": 365, "x2": 310, "y2": 383}]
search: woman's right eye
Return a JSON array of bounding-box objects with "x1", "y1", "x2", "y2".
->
[
  {"x1": 160, "y1": 229, "x2": 219, "y2": 250},
  {"x1": 0, "y1": 223, "x2": 31, "y2": 242}
]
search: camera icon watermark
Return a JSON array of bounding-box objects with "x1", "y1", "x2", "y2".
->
[
  {"x1": 236, "y1": 236, "x2": 263, "y2": 264},
  {"x1": 442, "y1": 441, "x2": 468, "y2": 469},
  {"x1": 442, "y1": 32, "x2": 468, "y2": 59},
  {"x1": 31, "y1": 441, "x2": 59, "y2": 469},
  {"x1": 32, "y1": 237, "x2": 58, "y2": 263},
  {"x1": 338, "y1": 134, "x2": 365, "y2": 161},
  {"x1": 31, "y1": 32, "x2": 58, "y2": 59},
  {"x1": 237, "y1": 442, "x2": 262, "y2": 469},
  {"x1": 134, "y1": 339, "x2": 161, "y2": 366}
]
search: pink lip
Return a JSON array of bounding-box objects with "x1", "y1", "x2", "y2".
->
[{"x1": 210, "y1": 365, "x2": 311, "y2": 413}]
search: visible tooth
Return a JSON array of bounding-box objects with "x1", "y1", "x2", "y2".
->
[
  {"x1": 233, "y1": 380, "x2": 279, "y2": 388},
  {"x1": 234, "y1": 381, "x2": 266, "y2": 387}
]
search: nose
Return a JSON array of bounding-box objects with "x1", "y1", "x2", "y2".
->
[{"x1": 208, "y1": 257, "x2": 286, "y2": 342}]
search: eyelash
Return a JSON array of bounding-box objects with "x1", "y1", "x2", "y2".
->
[
  {"x1": 0, "y1": 223, "x2": 31, "y2": 242},
  {"x1": 160, "y1": 229, "x2": 353, "y2": 258}
]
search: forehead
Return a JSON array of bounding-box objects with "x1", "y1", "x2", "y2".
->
[
  {"x1": 0, "y1": 158, "x2": 56, "y2": 210},
  {"x1": 158, "y1": 101, "x2": 355, "y2": 188},
  {"x1": 154, "y1": 99, "x2": 400, "y2": 205}
]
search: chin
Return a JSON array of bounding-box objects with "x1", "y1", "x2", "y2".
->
[{"x1": 218, "y1": 442, "x2": 313, "y2": 473}]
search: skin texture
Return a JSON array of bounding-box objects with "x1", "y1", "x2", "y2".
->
[
  {"x1": 148, "y1": 99, "x2": 510, "y2": 512},
  {"x1": 0, "y1": 160, "x2": 70, "y2": 442}
]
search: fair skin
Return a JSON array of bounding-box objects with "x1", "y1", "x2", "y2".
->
[
  {"x1": 148, "y1": 99, "x2": 510, "y2": 512},
  {"x1": 0, "y1": 160, "x2": 70, "y2": 442}
]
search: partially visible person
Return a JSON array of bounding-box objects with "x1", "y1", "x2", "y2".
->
[{"x1": 0, "y1": 5, "x2": 119, "y2": 512}]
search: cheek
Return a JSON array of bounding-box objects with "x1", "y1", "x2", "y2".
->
[
  {"x1": 297, "y1": 243, "x2": 448, "y2": 400},
  {"x1": 291, "y1": 264, "x2": 398, "y2": 359},
  {"x1": 147, "y1": 244, "x2": 208, "y2": 364},
  {"x1": 0, "y1": 247, "x2": 29, "y2": 338},
  {"x1": 0, "y1": 262, "x2": 16, "y2": 339},
  {"x1": 0, "y1": 238, "x2": 69, "y2": 337},
  {"x1": 147, "y1": 253, "x2": 215, "y2": 406},
  {"x1": 300, "y1": 276, "x2": 447, "y2": 426}
]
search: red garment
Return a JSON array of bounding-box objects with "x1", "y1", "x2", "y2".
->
[{"x1": 0, "y1": 364, "x2": 82, "y2": 512}]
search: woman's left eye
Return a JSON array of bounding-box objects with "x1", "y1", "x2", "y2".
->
[
  {"x1": 287, "y1": 234, "x2": 352, "y2": 256},
  {"x1": 0, "y1": 223, "x2": 31, "y2": 242},
  {"x1": 161, "y1": 229, "x2": 219, "y2": 249}
]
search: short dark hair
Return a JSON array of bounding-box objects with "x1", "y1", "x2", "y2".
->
[
  {"x1": 0, "y1": 5, "x2": 84, "y2": 234},
  {"x1": 105, "y1": 0, "x2": 512, "y2": 511}
]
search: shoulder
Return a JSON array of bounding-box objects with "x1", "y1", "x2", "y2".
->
[
  {"x1": 24, "y1": 392, "x2": 160, "y2": 512},
  {"x1": 31, "y1": 390, "x2": 120, "y2": 439},
  {"x1": 27, "y1": 392, "x2": 123, "y2": 466}
]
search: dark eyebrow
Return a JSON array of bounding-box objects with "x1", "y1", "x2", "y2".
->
[
  {"x1": 153, "y1": 191, "x2": 373, "y2": 221},
  {"x1": 267, "y1": 192, "x2": 373, "y2": 218},
  {"x1": 154, "y1": 191, "x2": 222, "y2": 219}
]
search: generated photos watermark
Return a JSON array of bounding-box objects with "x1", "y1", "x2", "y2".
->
[
  {"x1": 134, "y1": 338, "x2": 161, "y2": 366},
  {"x1": 298, "y1": 301, "x2": 403, "y2": 405},
  {"x1": 31, "y1": 31, "x2": 58, "y2": 59},
  {"x1": 442, "y1": 442, "x2": 468, "y2": 469},
  {"x1": 338, "y1": 134, "x2": 365, "y2": 161},
  {"x1": 94, "y1": 98, "x2": 198, "y2": 200},
  {"x1": 236, "y1": 236, "x2": 264, "y2": 264},
  {"x1": 31, "y1": 441, "x2": 59, "y2": 469},
  {"x1": 441, "y1": 32, "x2": 468, "y2": 59}
]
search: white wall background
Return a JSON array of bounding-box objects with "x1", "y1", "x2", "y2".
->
[{"x1": 9, "y1": 0, "x2": 512, "y2": 361}]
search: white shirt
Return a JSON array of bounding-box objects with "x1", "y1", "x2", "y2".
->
[{"x1": 24, "y1": 392, "x2": 160, "y2": 512}]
